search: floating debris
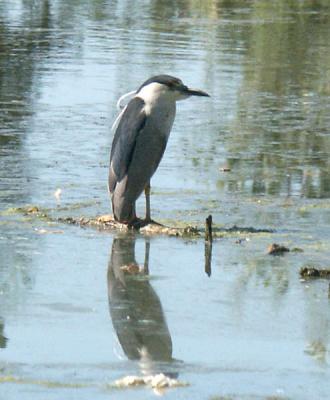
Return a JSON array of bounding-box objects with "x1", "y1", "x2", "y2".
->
[
  {"x1": 120, "y1": 263, "x2": 141, "y2": 274},
  {"x1": 141, "y1": 223, "x2": 200, "y2": 237},
  {"x1": 267, "y1": 243, "x2": 290, "y2": 255},
  {"x1": 26, "y1": 206, "x2": 40, "y2": 214},
  {"x1": 54, "y1": 188, "x2": 62, "y2": 201},
  {"x1": 4, "y1": 205, "x2": 275, "y2": 239},
  {"x1": 235, "y1": 238, "x2": 250, "y2": 244},
  {"x1": 111, "y1": 373, "x2": 188, "y2": 390},
  {"x1": 300, "y1": 267, "x2": 330, "y2": 279},
  {"x1": 96, "y1": 214, "x2": 113, "y2": 223},
  {"x1": 220, "y1": 166, "x2": 231, "y2": 172}
]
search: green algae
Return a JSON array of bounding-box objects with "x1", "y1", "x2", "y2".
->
[{"x1": 0, "y1": 375, "x2": 88, "y2": 389}]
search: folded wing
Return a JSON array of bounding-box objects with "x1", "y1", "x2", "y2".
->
[{"x1": 109, "y1": 97, "x2": 147, "y2": 193}]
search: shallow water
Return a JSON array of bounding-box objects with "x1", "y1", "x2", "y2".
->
[{"x1": 1, "y1": 0, "x2": 330, "y2": 399}]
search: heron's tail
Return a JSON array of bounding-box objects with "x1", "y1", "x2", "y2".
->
[{"x1": 111, "y1": 182, "x2": 136, "y2": 223}]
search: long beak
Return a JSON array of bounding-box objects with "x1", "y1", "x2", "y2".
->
[{"x1": 184, "y1": 87, "x2": 210, "y2": 97}]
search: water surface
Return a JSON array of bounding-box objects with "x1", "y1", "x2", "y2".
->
[{"x1": 1, "y1": 1, "x2": 329, "y2": 399}]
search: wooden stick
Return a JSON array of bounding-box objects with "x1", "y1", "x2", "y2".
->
[{"x1": 205, "y1": 215, "x2": 213, "y2": 243}]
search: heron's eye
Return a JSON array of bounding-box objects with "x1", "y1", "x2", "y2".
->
[{"x1": 169, "y1": 80, "x2": 182, "y2": 91}]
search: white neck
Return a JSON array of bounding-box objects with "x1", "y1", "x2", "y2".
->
[
  {"x1": 136, "y1": 83, "x2": 178, "y2": 111},
  {"x1": 136, "y1": 83, "x2": 176, "y2": 138}
]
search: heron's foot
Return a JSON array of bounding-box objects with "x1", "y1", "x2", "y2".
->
[
  {"x1": 128, "y1": 217, "x2": 155, "y2": 230},
  {"x1": 127, "y1": 217, "x2": 163, "y2": 229},
  {"x1": 143, "y1": 218, "x2": 163, "y2": 227},
  {"x1": 127, "y1": 218, "x2": 146, "y2": 230}
]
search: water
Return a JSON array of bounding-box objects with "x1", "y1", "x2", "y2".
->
[{"x1": 1, "y1": 0, "x2": 330, "y2": 398}]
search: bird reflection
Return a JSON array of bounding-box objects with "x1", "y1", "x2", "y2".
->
[{"x1": 107, "y1": 234, "x2": 178, "y2": 377}]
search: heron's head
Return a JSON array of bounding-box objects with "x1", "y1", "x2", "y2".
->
[{"x1": 137, "y1": 75, "x2": 210, "y2": 102}]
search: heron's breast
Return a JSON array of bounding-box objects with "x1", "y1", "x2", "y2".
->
[{"x1": 145, "y1": 102, "x2": 176, "y2": 140}]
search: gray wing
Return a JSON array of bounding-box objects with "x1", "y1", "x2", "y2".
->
[{"x1": 109, "y1": 97, "x2": 146, "y2": 193}]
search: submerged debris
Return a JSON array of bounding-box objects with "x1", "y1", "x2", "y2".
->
[
  {"x1": 227, "y1": 225, "x2": 274, "y2": 234},
  {"x1": 4, "y1": 205, "x2": 45, "y2": 217},
  {"x1": 291, "y1": 247, "x2": 304, "y2": 253},
  {"x1": 0, "y1": 375, "x2": 88, "y2": 388},
  {"x1": 267, "y1": 243, "x2": 290, "y2": 255},
  {"x1": 300, "y1": 267, "x2": 330, "y2": 279},
  {"x1": 304, "y1": 341, "x2": 327, "y2": 361},
  {"x1": 34, "y1": 228, "x2": 64, "y2": 235},
  {"x1": 111, "y1": 373, "x2": 188, "y2": 390}
]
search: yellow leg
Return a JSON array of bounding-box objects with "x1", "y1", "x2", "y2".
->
[{"x1": 144, "y1": 183, "x2": 151, "y2": 222}]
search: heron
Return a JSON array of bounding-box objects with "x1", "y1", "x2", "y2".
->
[{"x1": 109, "y1": 74, "x2": 209, "y2": 226}]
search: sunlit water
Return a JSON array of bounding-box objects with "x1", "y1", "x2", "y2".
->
[{"x1": 1, "y1": 1, "x2": 329, "y2": 399}]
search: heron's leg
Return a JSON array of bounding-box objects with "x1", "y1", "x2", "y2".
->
[{"x1": 144, "y1": 182, "x2": 151, "y2": 222}]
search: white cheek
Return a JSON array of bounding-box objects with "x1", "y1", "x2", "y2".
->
[{"x1": 137, "y1": 82, "x2": 165, "y2": 103}]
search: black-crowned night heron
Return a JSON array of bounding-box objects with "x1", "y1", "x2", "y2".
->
[{"x1": 109, "y1": 74, "x2": 209, "y2": 225}]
